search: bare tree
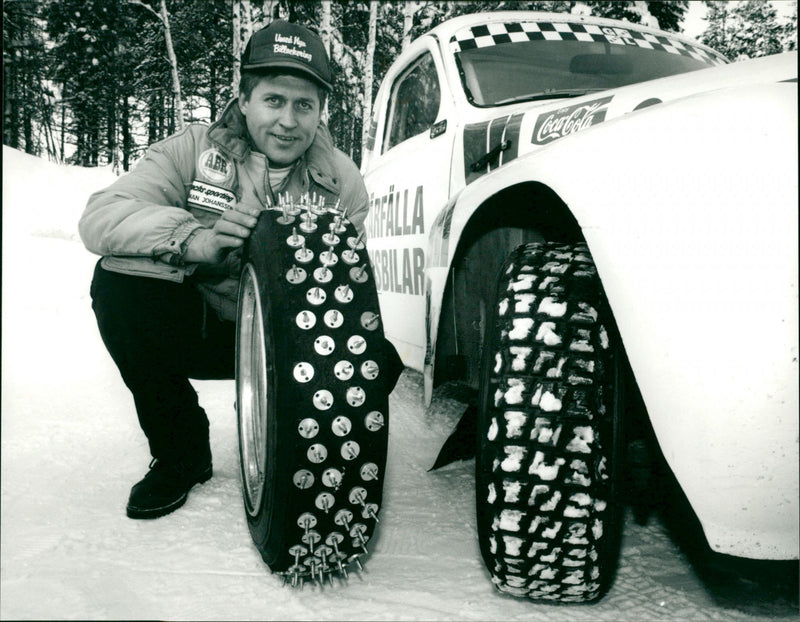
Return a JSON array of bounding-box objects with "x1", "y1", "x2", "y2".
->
[
  {"x1": 402, "y1": 1, "x2": 423, "y2": 50},
  {"x1": 232, "y1": 0, "x2": 256, "y2": 95},
  {"x1": 130, "y1": 0, "x2": 186, "y2": 131},
  {"x1": 361, "y1": 0, "x2": 378, "y2": 147}
]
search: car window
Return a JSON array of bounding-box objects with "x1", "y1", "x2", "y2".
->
[
  {"x1": 384, "y1": 52, "x2": 441, "y2": 152},
  {"x1": 452, "y1": 22, "x2": 727, "y2": 107}
]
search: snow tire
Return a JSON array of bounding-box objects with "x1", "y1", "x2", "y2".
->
[
  {"x1": 236, "y1": 198, "x2": 398, "y2": 587},
  {"x1": 476, "y1": 241, "x2": 623, "y2": 603}
]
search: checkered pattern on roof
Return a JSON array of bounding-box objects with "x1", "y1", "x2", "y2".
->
[{"x1": 450, "y1": 22, "x2": 727, "y2": 66}]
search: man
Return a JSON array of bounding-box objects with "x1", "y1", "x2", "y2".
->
[{"x1": 80, "y1": 20, "x2": 370, "y2": 519}]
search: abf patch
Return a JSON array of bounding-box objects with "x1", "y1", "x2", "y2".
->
[
  {"x1": 188, "y1": 180, "x2": 236, "y2": 213},
  {"x1": 198, "y1": 148, "x2": 233, "y2": 184}
]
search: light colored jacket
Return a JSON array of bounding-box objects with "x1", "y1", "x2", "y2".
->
[{"x1": 79, "y1": 99, "x2": 369, "y2": 321}]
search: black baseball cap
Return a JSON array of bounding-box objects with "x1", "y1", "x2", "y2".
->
[{"x1": 240, "y1": 20, "x2": 333, "y2": 91}]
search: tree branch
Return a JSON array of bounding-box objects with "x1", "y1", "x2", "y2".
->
[{"x1": 128, "y1": 0, "x2": 166, "y2": 27}]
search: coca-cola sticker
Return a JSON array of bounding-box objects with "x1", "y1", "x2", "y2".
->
[{"x1": 531, "y1": 96, "x2": 613, "y2": 145}]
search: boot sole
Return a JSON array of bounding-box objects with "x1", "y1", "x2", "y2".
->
[{"x1": 126, "y1": 466, "x2": 213, "y2": 519}]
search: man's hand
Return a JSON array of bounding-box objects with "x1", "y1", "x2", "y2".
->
[{"x1": 183, "y1": 204, "x2": 261, "y2": 264}]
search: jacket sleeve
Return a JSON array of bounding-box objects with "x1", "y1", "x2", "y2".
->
[
  {"x1": 333, "y1": 149, "x2": 370, "y2": 237},
  {"x1": 78, "y1": 125, "x2": 205, "y2": 259}
]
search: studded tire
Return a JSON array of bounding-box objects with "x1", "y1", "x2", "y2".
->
[
  {"x1": 235, "y1": 202, "x2": 400, "y2": 585},
  {"x1": 476, "y1": 241, "x2": 623, "y2": 603}
]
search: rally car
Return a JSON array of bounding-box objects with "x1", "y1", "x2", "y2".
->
[{"x1": 358, "y1": 10, "x2": 798, "y2": 601}]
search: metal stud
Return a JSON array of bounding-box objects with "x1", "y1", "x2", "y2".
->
[
  {"x1": 346, "y1": 386, "x2": 366, "y2": 407},
  {"x1": 297, "y1": 418, "x2": 320, "y2": 439},
  {"x1": 359, "y1": 462, "x2": 379, "y2": 481},
  {"x1": 276, "y1": 203, "x2": 295, "y2": 225},
  {"x1": 320, "y1": 246, "x2": 338, "y2": 267},
  {"x1": 347, "y1": 231, "x2": 366, "y2": 250},
  {"x1": 286, "y1": 264, "x2": 307, "y2": 284},
  {"x1": 360, "y1": 311, "x2": 380, "y2": 331},
  {"x1": 296, "y1": 310, "x2": 316, "y2": 330},
  {"x1": 341, "y1": 248, "x2": 360, "y2": 265},
  {"x1": 347, "y1": 335, "x2": 367, "y2": 355},
  {"x1": 325, "y1": 532, "x2": 347, "y2": 577},
  {"x1": 321, "y1": 467, "x2": 343, "y2": 489},
  {"x1": 335, "y1": 284, "x2": 354, "y2": 304},
  {"x1": 341, "y1": 440, "x2": 360, "y2": 460},
  {"x1": 293, "y1": 362, "x2": 314, "y2": 383},
  {"x1": 299, "y1": 218, "x2": 317, "y2": 234},
  {"x1": 334, "y1": 509, "x2": 353, "y2": 531},
  {"x1": 362, "y1": 503, "x2": 380, "y2": 523},
  {"x1": 293, "y1": 469, "x2": 315, "y2": 489},
  {"x1": 286, "y1": 227, "x2": 304, "y2": 248},
  {"x1": 307, "y1": 443, "x2": 328, "y2": 463},
  {"x1": 313, "y1": 390, "x2": 334, "y2": 411},
  {"x1": 301, "y1": 531, "x2": 321, "y2": 557},
  {"x1": 350, "y1": 264, "x2": 369, "y2": 284},
  {"x1": 364, "y1": 411, "x2": 385, "y2": 432},
  {"x1": 360, "y1": 360, "x2": 379, "y2": 380},
  {"x1": 313, "y1": 266, "x2": 332, "y2": 284},
  {"x1": 315, "y1": 492, "x2": 335, "y2": 514},
  {"x1": 313, "y1": 336, "x2": 335, "y2": 356},
  {"x1": 331, "y1": 416, "x2": 352, "y2": 437},
  {"x1": 334, "y1": 360, "x2": 354, "y2": 381},
  {"x1": 295, "y1": 244, "x2": 314, "y2": 263},
  {"x1": 306, "y1": 286, "x2": 327, "y2": 306},
  {"x1": 324, "y1": 309, "x2": 344, "y2": 329}
]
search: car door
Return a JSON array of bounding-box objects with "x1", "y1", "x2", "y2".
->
[{"x1": 363, "y1": 38, "x2": 456, "y2": 370}]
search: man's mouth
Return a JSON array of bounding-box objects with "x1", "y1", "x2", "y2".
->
[{"x1": 272, "y1": 134, "x2": 297, "y2": 144}]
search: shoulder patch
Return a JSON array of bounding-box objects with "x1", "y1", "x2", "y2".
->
[
  {"x1": 198, "y1": 148, "x2": 233, "y2": 183},
  {"x1": 188, "y1": 180, "x2": 236, "y2": 213}
]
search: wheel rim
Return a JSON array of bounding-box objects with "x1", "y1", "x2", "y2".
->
[{"x1": 236, "y1": 263, "x2": 269, "y2": 517}]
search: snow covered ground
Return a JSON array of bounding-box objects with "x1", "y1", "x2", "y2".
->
[{"x1": 1, "y1": 146, "x2": 797, "y2": 621}]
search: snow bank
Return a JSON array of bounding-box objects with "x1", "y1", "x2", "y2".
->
[{"x1": 2, "y1": 146, "x2": 117, "y2": 243}]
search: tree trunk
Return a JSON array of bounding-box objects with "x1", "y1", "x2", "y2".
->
[
  {"x1": 122, "y1": 94, "x2": 131, "y2": 171},
  {"x1": 232, "y1": 0, "x2": 254, "y2": 96},
  {"x1": 402, "y1": 1, "x2": 420, "y2": 50},
  {"x1": 159, "y1": 0, "x2": 185, "y2": 131},
  {"x1": 361, "y1": 0, "x2": 378, "y2": 149}
]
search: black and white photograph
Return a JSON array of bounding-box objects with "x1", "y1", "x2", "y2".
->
[{"x1": 2, "y1": 1, "x2": 798, "y2": 620}]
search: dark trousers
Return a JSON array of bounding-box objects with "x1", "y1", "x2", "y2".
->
[{"x1": 90, "y1": 260, "x2": 235, "y2": 463}]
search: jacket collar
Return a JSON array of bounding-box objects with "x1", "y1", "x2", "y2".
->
[{"x1": 207, "y1": 98, "x2": 340, "y2": 195}]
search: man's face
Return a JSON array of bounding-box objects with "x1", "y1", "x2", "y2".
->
[{"x1": 239, "y1": 74, "x2": 322, "y2": 166}]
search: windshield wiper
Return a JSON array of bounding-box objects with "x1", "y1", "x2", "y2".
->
[{"x1": 494, "y1": 88, "x2": 603, "y2": 106}]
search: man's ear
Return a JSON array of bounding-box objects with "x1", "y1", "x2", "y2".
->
[{"x1": 238, "y1": 91, "x2": 249, "y2": 115}]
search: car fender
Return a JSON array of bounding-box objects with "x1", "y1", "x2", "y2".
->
[{"x1": 427, "y1": 80, "x2": 798, "y2": 558}]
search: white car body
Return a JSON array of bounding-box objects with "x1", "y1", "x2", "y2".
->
[{"x1": 361, "y1": 11, "x2": 798, "y2": 560}]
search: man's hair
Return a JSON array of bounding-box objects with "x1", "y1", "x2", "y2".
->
[{"x1": 239, "y1": 68, "x2": 329, "y2": 108}]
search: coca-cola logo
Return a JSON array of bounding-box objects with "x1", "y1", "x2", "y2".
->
[{"x1": 532, "y1": 96, "x2": 613, "y2": 145}]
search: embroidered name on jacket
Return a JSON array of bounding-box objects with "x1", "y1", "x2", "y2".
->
[{"x1": 188, "y1": 180, "x2": 236, "y2": 212}]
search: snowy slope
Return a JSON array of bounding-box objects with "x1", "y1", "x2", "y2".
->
[{"x1": 1, "y1": 147, "x2": 794, "y2": 621}]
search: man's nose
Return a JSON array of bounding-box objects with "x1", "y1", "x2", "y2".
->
[{"x1": 278, "y1": 105, "x2": 298, "y2": 128}]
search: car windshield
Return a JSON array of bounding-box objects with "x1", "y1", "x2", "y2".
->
[{"x1": 452, "y1": 22, "x2": 726, "y2": 107}]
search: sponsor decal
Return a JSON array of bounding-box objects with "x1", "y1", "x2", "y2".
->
[
  {"x1": 365, "y1": 184, "x2": 426, "y2": 296},
  {"x1": 532, "y1": 96, "x2": 613, "y2": 145},
  {"x1": 463, "y1": 113, "x2": 524, "y2": 185},
  {"x1": 198, "y1": 148, "x2": 233, "y2": 184},
  {"x1": 368, "y1": 247, "x2": 426, "y2": 296},
  {"x1": 187, "y1": 180, "x2": 236, "y2": 212},
  {"x1": 274, "y1": 33, "x2": 313, "y2": 62},
  {"x1": 366, "y1": 184, "x2": 425, "y2": 240}
]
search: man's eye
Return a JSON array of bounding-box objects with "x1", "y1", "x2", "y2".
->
[
  {"x1": 297, "y1": 101, "x2": 312, "y2": 111},
  {"x1": 265, "y1": 97, "x2": 282, "y2": 106}
]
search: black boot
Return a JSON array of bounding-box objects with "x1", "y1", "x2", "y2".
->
[{"x1": 126, "y1": 454, "x2": 213, "y2": 519}]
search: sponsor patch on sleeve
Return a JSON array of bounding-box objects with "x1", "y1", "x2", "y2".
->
[{"x1": 187, "y1": 180, "x2": 236, "y2": 213}]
